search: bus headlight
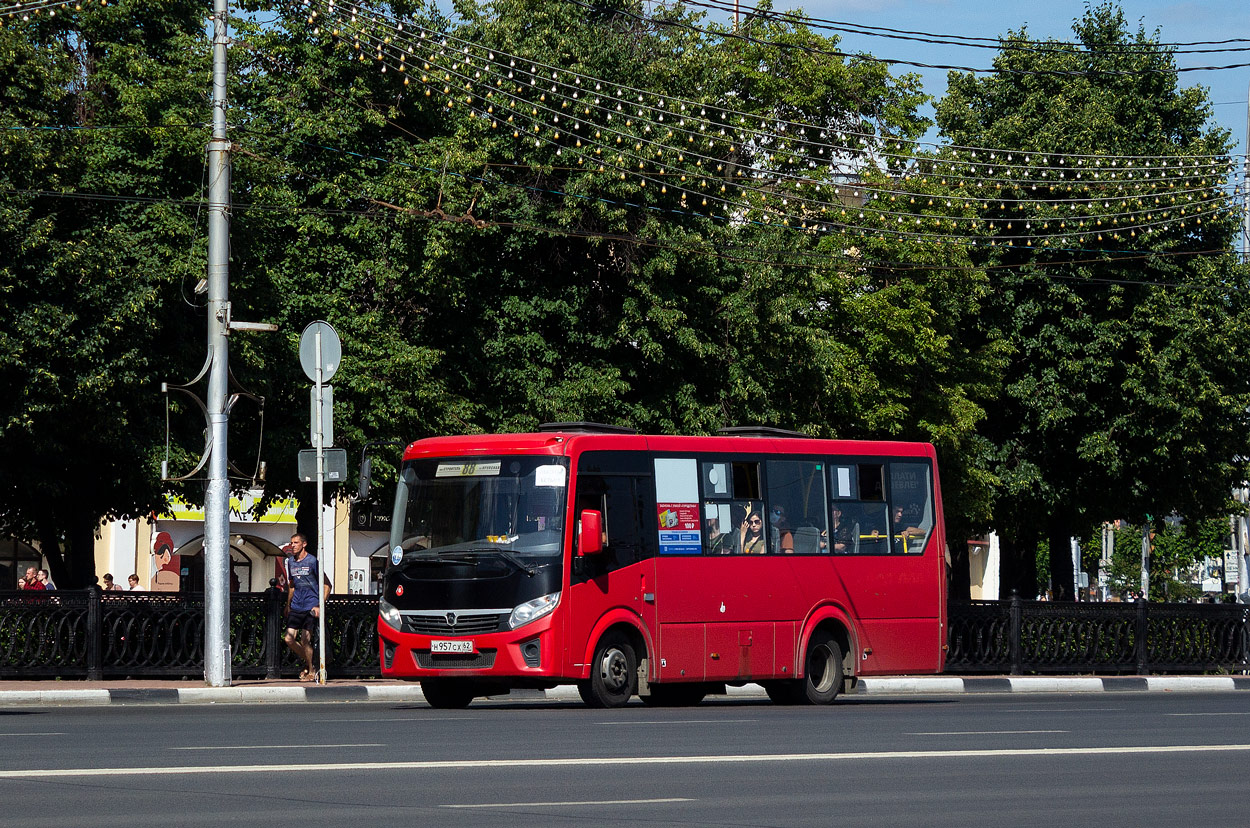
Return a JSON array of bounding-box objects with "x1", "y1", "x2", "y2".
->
[
  {"x1": 379, "y1": 598, "x2": 402, "y2": 631},
  {"x1": 508, "y1": 592, "x2": 560, "y2": 630}
]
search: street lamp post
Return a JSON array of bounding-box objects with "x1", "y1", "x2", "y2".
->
[{"x1": 203, "y1": 0, "x2": 233, "y2": 687}]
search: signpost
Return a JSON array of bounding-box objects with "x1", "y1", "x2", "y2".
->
[{"x1": 300, "y1": 320, "x2": 340, "y2": 684}]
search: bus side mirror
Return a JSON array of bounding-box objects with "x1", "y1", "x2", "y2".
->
[{"x1": 579, "y1": 510, "x2": 604, "y2": 557}]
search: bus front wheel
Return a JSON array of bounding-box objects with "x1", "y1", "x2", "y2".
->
[
  {"x1": 578, "y1": 633, "x2": 637, "y2": 708},
  {"x1": 766, "y1": 631, "x2": 843, "y2": 705},
  {"x1": 421, "y1": 679, "x2": 477, "y2": 709}
]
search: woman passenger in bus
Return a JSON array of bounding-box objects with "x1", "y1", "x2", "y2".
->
[{"x1": 739, "y1": 506, "x2": 766, "y2": 555}]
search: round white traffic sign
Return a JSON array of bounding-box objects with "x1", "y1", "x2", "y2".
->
[{"x1": 299, "y1": 320, "x2": 341, "y2": 382}]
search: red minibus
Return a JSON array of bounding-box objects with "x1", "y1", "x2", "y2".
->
[{"x1": 375, "y1": 423, "x2": 947, "y2": 708}]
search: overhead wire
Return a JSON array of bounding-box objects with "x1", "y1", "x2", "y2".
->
[
  {"x1": 318, "y1": 0, "x2": 1245, "y2": 183},
  {"x1": 668, "y1": 0, "x2": 1250, "y2": 54},
  {"x1": 559, "y1": 0, "x2": 1250, "y2": 76}
]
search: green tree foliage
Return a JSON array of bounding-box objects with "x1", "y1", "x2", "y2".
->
[
  {"x1": 934, "y1": 2, "x2": 1250, "y2": 599},
  {"x1": 1100, "y1": 517, "x2": 1230, "y2": 600},
  {"x1": 0, "y1": 2, "x2": 208, "y2": 585},
  {"x1": 226, "y1": 0, "x2": 999, "y2": 543}
]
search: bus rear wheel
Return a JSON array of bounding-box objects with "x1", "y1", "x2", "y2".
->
[
  {"x1": 421, "y1": 679, "x2": 477, "y2": 709},
  {"x1": 766, "y1": 631, "x2": 843, "y2": 705},
  {"x1": 578, "y1": 632, "x2": 637, "y2": 708}
]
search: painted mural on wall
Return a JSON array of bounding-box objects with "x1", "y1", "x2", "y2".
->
[{"x1": 152, "y1": 531, "x2": 180, "y2": 592}]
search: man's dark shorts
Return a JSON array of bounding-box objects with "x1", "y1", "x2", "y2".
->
[{"x1": 286, "y1": 609, "x2": 316, "y2": 634}]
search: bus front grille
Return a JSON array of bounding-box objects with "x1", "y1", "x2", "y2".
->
[
  {"x1": 415, "y1": 649, "x2": 497, "y2": 669},
  {"x1": 402, "y1": 612, "x2": 506, "y2": 635}
]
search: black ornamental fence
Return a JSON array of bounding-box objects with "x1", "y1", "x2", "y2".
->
[
  {"x1": 3, "y1": 590, "x2": 1248, "y2": 679},
  {"x1": 0, "y1": 589, "x2": 380, "y2": 680},
  {"x1": 946, "y1": 596, "x2": 1250, "y2": 675}
]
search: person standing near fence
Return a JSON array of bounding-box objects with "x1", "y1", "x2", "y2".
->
[{"x1": 283, "y1": 532, "x2": 329, "y2": 682}]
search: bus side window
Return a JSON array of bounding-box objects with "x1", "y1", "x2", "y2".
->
[
  {"x1": 858, "y1": 464, "x2": 885, "y2": 501},
  {"x1": 732, "y1": 462, "x2": 762, "y2": 501},
  {"x1": 889, "y1": 462, "x2": 934, "y2": 555},
  {"x1": 575, "y1": 476, "x2": 647, "y2": 575},
  {"x1": 765, "y1": 460, "x2": 829, "y2": 555}
]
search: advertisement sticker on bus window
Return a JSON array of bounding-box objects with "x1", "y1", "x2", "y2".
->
[
  {"x1": 836, "y1": 466, "x2": 853, "y2": 498},
  {"x1": 534, "y1": 464, "x2": 566, "y2": 488},
  {"x1": 657, "y1": 503, "x2": 702, "y2": 555},
  {"x1": 435, "y1": 461, "x2": 502, "y2": 478}
]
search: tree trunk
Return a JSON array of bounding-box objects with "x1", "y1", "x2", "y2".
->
[
  {"x1": 998, "y1": 531, "x2": 1038, "y2": 599},
  {"x1": 1047, "y1": 518, "x2": 1075, "y2": 602},
  {"x1": 38, "y1": 511, "x2": 99, "y2": 589}
]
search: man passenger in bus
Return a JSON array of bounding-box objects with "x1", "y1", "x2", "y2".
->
[
  {"x1": 892, "y1": 505, "x2": 924, "y2": 553},
  {"x1": 739, "y1": 509, "x2": 766, "y2": 555},
  {"x1": 705, "y1": 517, "x2": 734, "y2": 555}
]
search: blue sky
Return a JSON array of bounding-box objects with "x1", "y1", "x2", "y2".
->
[{"x1": 753, "y1": 0, "x2": 1249, "y2": 159}]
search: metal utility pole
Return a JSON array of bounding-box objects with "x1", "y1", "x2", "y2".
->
[
  {"x1": 203, "y1": 0, "x2": 233, "y2": 688},
  {"x1": 1236, "y1": 488, "x2": 1250, "y2": 603},
  {"x1": 315, "y1": 328, "x2": 327, "y2": 684}
]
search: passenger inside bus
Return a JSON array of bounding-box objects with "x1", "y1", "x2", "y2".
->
[
  {"x1": 705, "y1": 517, "x2": 735, "y2": 555},
  {"x1": 892, "y1": 505, "x2": 925, "y2": 554},
  {"x1": 738, "y1": 503, "x2": 766, "y2": 554},
  {"x1": 769, "y1": 505, "x2": 794, "y2": 554},
  {"x1": 830, "y1": 506, "x2": 853, "y2": 553}
]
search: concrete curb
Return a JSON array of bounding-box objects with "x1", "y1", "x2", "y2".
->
[{"x1": 0, "y1": 676, "x2": 1247, "y2": 707}]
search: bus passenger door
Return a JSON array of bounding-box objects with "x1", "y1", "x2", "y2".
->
[{"x1": 566, "y1": 473, "x2": 657, "y2": 677}]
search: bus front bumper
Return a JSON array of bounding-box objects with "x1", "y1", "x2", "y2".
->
[{"x1": 377, "y1": 614, "x2": 559, "y2": 680}]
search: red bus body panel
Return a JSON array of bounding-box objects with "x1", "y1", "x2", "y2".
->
[{"x1": 378, "y1": 431, "x2": 947, "y2": 686}]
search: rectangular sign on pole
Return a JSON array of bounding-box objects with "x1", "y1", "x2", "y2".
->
[
  {"x1": 298, "y1": 448, "x2": 348, "y2": 482},
  {"x1": 310, "y1": 384, "x2": 334, "y2": 446}
]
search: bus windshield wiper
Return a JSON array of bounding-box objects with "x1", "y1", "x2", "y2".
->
[{"x1": 469, "y1": 546, "x2": 537, "y2": 576}]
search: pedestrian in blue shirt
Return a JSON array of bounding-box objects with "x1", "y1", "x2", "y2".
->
[{"x1": 283, "y1": 533, "x2": 329, "y2": 681}]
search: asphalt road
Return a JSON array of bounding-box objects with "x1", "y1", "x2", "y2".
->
[{"x1": 1, "y1": 692, "x2": 1247, "y2": 827}]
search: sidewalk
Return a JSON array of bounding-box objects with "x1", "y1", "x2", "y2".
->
[{"x1": 0, "y1": 675, "x2": 1247, "y2": 707}]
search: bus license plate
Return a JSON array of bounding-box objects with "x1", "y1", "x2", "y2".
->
[{"x1": 430, "y1": 640, "x2": 474, "y2": 654}]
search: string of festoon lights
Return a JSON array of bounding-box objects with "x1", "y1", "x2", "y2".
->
[
  {"x1": 4, "y1": 0, "x2": 1240, "y2": 190},
  {"x1": 235, "y1": 117, "x2": 1238, "y2": 271},
  {"x1": 4, "y1": 0, "x2": 1244, "y2": 251},
  {"x1": 307, "y1": 0, "x2": 1241, "y2": 183},
  {"x1": 3, "y1": 0, "x2": 1243, "y2": 182},
  {"x1": 295, "y1": 0, "x2": 1244, "y2": 248},
  {"x1": 0, "y1": 0, "x2": 101, "y2": 22}
]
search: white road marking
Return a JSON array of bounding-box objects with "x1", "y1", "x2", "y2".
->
[
  {"x1": 911, "y1": 730, "x2": 1069, "y2": 736},
  {"x1": 1166, "y1": 712, "x2": 1250, "y2": 717},
  {"x1": 314, "y1": 717, "x2": 478, "y2": 723},
  {"x1": 442, "y1": 797, "x2": 694, "y2": 808},
  {"x1": 169, "y1": 744, "x2": 385, "y2": 751},
  {"x1": 6, "y1": 744, "x2": 1250, "y2": 778},
  {"x1": 1000, "y1": 708, "x2": 1124, "y2": 713},
  {"x1": 0, "y1": 733, "x2": 67, "y2": 737},
  {"x1": 598, "y1": 720, "x2": 757, "y2": 725}
]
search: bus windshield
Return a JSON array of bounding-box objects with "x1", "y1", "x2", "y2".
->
[{"x1": 390, "y1": 456, "x2": 569, "y2": 563}]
